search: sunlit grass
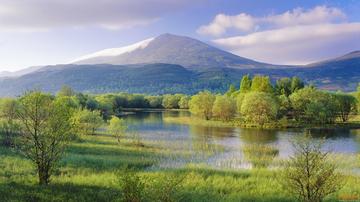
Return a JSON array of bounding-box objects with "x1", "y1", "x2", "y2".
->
[{"x1": 0, "y1": 132, "x2": 359, "y2": 202}]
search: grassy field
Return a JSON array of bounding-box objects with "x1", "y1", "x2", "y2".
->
[{"x1": 0, "y1": 133, "x2": 359, "y2": 202}]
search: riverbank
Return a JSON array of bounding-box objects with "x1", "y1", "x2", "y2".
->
[{"x1": 163, "y1": 115, "x2": 360, "y2": 130}]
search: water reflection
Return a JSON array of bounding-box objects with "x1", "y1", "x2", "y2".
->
[
  {"x1": 238, "y1": 128, "x2": 278, "y2": 144},
  {"x1": 121, "y1": 111, "x2": 360, "y2": 169}
]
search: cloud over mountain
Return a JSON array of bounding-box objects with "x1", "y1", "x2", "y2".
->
[{"x1": 198, "y1": 5, "x2": 360, "y2": 64}]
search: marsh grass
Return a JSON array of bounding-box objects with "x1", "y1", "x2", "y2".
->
[
  {"x1": 242, "y1": 144, "x2": 279, "y2": 168},
  {"x1": 0, "y1": 132, "x2": 359, "y2": 202}
]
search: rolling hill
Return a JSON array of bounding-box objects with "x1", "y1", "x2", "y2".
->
[{"x1": 0, "y1": 34, "x2": 358, "y2": 96}]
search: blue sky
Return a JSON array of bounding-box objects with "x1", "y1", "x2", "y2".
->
[{"x1": 0, "y1": 0, "x2": 359, "y2": 71}]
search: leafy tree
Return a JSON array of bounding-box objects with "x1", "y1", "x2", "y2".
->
[
  {"x1": 283, "y1": 135, "x2": 343, "y2": 202},
  {"x1": 72, "y1": 110, "x2": 103, "y2": 136},
  {"x1": 95, "y1": 95, "x2": 114, "y2": 120},
  {"x1": 290, "y1": 87, "x2": 338, "y2": 124},
  {"x1": 85, "y1": 97, "x2": 99, "y2": 111},
  {"x1": 57, "y1": 85, "x2": 75, "y2": 97},
  {"x1": 75, "y1": 93, "x2": 88, "y2": 109},
  {"x1": 178, "y1": 95, "x2": 190, "y2": 109},
  {"x1": 108, "y1": 116, "x2": 127, "y2": 144},
  {"x1": 162, "y1": 94, "x2": 181, "y2": 109},
  {"x1": 236, "y1": 93, "x2": 246, "y2": 114},
  {"x1": 113, "y1": 94, "x2": 129, "y2": 112},
  {"x1": 275, "y1": 77, "x2": 292, "y2": 96},
  {"x1": 212, "y1": 95, "x2": 236, "y2": 121},
  {"x1": 189, "y1": 91, "x2": 216, "y2": 120},
  {"x1": 239, "y1": 75, "x2": 252, "y2": 94},
  {"x1": 333, "y1": 92, "x2": 356, "y2": 122},
  {"x1": 0, "y1": 98, "x2": 20, "y2": 146},
  {"x1": 16, "y1": 91, "x2": 73, "y2": 185},
  {"x1": 146, "y1": 96, "x2": 163, "y2": 108},
  {"x1": 250, "y1": 75, "x2": 273, "y2": 93},
  {"x1": 127, "y1": 94, "x2": 149, "y2": 108},
  {"x1": 278, "y1": 95, "x2": 291, "y2": 118},
  {"x1": 55, "y1": 96, "x2": 79, "y2": 109},
  {"x1": 241, "y1": 92, "x2": 278, "y2": 125},
  {"x1": 290, "y1": 76, "x2": 304, "y2": 93},
  {"x1": 225, "y1": 84, "x2": 237, "y2": 97}
]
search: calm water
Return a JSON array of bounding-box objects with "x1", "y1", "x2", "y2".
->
[{"x1": 121, "y1": 110, "x2": 360, "y2": 170}]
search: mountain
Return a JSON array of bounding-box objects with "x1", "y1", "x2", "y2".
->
[
  {"x1": 72, "y1": 33, "x2": 282, "y2": 69},
  {"x1": 0, "y1": 34, "x2": 358, "y2": 96},
  {"x1": 0, "y1": 66, "x2": 43, "y2": 78}
]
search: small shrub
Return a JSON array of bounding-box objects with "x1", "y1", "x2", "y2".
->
[{"x1": 118, "y1": 169, "x2": 145, "y2": 202}]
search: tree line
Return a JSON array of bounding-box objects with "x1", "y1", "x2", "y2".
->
[
  {"x1": 0, "y1": 77, "x2": 359, "y2": 185},
  {"x1": 189, "y1": 75, "x2": 359, "y2": 126}
]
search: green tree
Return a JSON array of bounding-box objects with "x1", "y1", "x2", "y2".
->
[
  {"x1": 146, "y1": 96, "x2": 163, "y2": 108},
  {"x1": 108, "y1": 116, "x2": 127, "y2": 144},
  {"x1": 225, "y1": 84, "x2": 237, "y2": 97},
  {"x1": 239, "y1": 74, "x2": 252, "y2": 94},
  {"x1": 57, "y1": 85, "x2": 75, "y2": 97},
  {"x1": 278, "y1": 94, "x2": 291, "y2": 118},
  {"x1": 236, "y1": 93, "x2": 246, "y2": 114},
  {"x1": 162, "y1": 94, "x2": 181, "y2": 109},
  {"x1": 241, "y1": 92, "x2": 278, "y2": 125},
  {"x1": 178, "y1": 95, "x2": 190, "y2": 109},
  {"x1": 95, "y1": 95, "x2": 114, "y2": 120},
  {"x1": 0, "y1": 98, "x2": 20, "y2": 147},
  {"x1": 275, "y1": 77, "x2": 292, "y2": 96},
  {"x1": 85, "y1": 97, "x2": 99, "y2": 111},
  {"x1": 189, "y1": 91, "x2": 216, "y2": 120},
  {"x1": 290, "y1": 87, "x2": 338, "y2": 124},
  {"x1": 283, "y1": 135, "x2": 343, "y2": 202},
  {"x1": 290, "y1": 76, "x2": 304, "y2": 93},
  {"x1": 333, "y1": 92, "x2": 356, "y2": 122},
  {"x1": 16, "y1": 91, "x2": 73, "y2": 185},
  {"x1": 212, "y1": 95, "x2": 236, "y2": 121},
  {"x1": 127, "y1": 94, "x2": 148, "y2": 108},
  {"x1": 72, "y1": 110, "x2": 103, "y2": 136},
  {"x1": 250, "y1": 75, "x2": 273, "y2": 93}
]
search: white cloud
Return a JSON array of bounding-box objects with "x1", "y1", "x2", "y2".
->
[
  {"x1": 264, "y1": 6, "x2": 345, "y2": 27},
  {"x1": 213, "y1": 23, "x2": 360, "y2": 65},
  {"x1": 197, "y1": 13, "x2": 255, "y2": 36},
  {"x1": 198, "y1": 5, "x2": 359, "y2": 65},
  {"x1": 198, "y1": 6, "x2": 346, "y2": 37},
  {"x1": 0, "y1": 0, "x2": 199, "y2": 32}
]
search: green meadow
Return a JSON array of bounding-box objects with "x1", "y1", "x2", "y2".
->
[{"x1": 1, "y1": 132, "x2": 359, "y2": 202}]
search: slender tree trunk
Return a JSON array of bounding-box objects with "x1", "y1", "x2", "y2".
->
[{"x1": 38, "y1": 164, "x2": 50, "y2": 185}]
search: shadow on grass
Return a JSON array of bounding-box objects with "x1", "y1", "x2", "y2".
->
[{"x1": 0, "y1": 182, "x2": 120, "y2": 202}]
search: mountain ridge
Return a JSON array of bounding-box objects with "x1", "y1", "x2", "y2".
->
[
  {"x1": 72, "y1": 33, "x2": 286, "y2": 69},
  {"x1": 0, "y1": 34, "x2": 358, "y2": 96}
]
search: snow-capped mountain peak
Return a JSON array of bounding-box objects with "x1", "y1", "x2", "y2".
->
[{"x1": 71, "y1": 37, "x2": 154, "y2": 63}]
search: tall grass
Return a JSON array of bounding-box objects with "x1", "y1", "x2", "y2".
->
[{"x1": 0, "y1": 133, "x2": 359, "y2": 202}]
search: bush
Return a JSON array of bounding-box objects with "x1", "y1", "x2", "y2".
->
[
  {"x1": 189, "y1": 91, "x2": 215, "y2": 120},
  {"x1": 212, "y1": 95, "x2": 236, "y2": 121},
  {"x1": 71, "y1": 110, "x2": 103, "y2": 136},
  {"x1": 240, "y1": 92, "x2": 278, "y2": 126},
  {"x1": 290, "y1": 87, "x2": 338, "y2": 124},
  {"x1": 282, "y1": 135, "x2": 343, "y2": 202},
  {"x1": 118, "y1": 170, "x2": 145, "y2": 202}
]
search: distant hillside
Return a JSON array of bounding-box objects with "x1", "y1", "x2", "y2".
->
[
  {"x1": 0, "y1": 57, "x2": 358, "y2": 96},
  {"x1": 73, "y1": 33, "x2": 281, "y2": 69},
  {"x1": 0, "y1": 34, "x2": 358, "y2": 96}
]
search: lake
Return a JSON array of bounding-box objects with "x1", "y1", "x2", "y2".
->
[{"x1": 121, "y1": 110, "x2": 360, "y2": 170}]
